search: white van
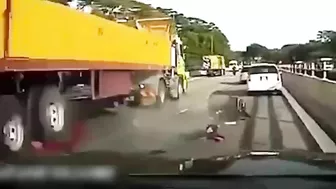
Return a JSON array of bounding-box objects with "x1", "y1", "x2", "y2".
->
[{"x1": 247, "y1": 63, "x2": 282, "y2": 95}]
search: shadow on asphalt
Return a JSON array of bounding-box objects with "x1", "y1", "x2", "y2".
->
[
  {"x1": 220, "y1": 81, "x2": 245, "y2": 85},
  {"x1": 179, "y1": 129, "x2": 207, "y2": 141},
  {"x1": 211, "y1": 89, "x2": 247, "y2": 97},
  {"x1": 79, "y1": 98, "x2": 120, "y2": 119}
]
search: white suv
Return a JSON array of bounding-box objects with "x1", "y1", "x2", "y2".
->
[{"x1": 247, "y1": 63, "x2": 282, "y2": 95}]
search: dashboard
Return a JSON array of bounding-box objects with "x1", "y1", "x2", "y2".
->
[
  {"x1": 7, "y1": 175, "x2": 336, "y2": 189},
  {"x1": 126, "y1": 176, "x2": 336, "y2": 189}
]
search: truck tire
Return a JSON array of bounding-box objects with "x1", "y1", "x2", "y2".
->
[
  {"x1": 0, "y1": 95, "x2": 32, "y2": 161},
  {"x1": 37, "y1": 85, "x2": 74, "y2": 142},
  {"x1": 155, "y1": 80, "x2": 167, "y2": 108},
  {"x1": 170, "y1": 77, "x2": 182, "y2": 100},
  {"x1": 182, "y1": 76, "x2": 188, "y2": 94}
]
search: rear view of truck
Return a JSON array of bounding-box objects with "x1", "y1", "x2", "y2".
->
[
  {"x1": 0, "y1": 0, "x2": 188, "y2": 159},
  {"x1": 202, "y1": 55, "x2": 225, "y2": 76}
]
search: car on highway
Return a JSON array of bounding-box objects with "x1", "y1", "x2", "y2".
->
[
  {"x1": 247, "y1": 63, "x2": 282, "y2": 95},
  {"x1": 239, "y1": 66, "x2": 251, "y2": 83}
]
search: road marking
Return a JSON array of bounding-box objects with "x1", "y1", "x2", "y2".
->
[
  {"x1": 281, "y1": 87, "x2": 336, "y2": 153},
  {"x1": 216, "y1": 110, "x2": 223, "y2": 114},
  {"x1": 189, "y1": 77, "x2": 201, "y2": 82},
  {"x1": 178, "y1": 109, "x2": 189, "y2": 114},
  {"x1": 224, "y1": 121, "x2": 237, "y2": 125}
]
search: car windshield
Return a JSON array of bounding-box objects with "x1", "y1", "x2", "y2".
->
[{"x1": 249, "y1": 65, "x2": 278, "y2": 74}]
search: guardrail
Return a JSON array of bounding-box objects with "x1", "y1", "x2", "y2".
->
[
  {"x1": 278, "y1": 63, "x2": 336, "y2": 144},
  {"x1": 278, "y1": 63, "x2": 336, "y2": 84}
]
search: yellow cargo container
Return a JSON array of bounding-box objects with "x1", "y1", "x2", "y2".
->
[
  {"x1": 202, "y1": 55, "x2": 225, "y2": 76},
  {"x1": 3, "y1": 0, "x2": 171, "y2": 70},
  {"x1": 0, "y1": 0, "x2": 6, "y2": 59}
]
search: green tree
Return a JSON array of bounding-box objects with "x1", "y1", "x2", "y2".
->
[
  {"x1": 238, "y1": 30, "x2": 336, "y2": 64},
  {"x1": 245, "y1": 43, "x2": 268, "y2": 59}
]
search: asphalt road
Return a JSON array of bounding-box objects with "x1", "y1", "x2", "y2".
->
[{"x1": 66, "y1": 74, "x2": 322, "y2": 159}]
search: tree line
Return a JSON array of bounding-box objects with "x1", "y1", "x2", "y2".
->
[{"x1": 237, "y1": 30, "x2": 336, "y2": 64}]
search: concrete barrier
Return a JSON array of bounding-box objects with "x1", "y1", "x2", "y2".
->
[{"x1": 282, "y1": 72, "x2": 336, "y2": 142}]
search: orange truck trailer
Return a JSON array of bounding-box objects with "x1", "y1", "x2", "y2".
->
[{"x1": 0, "y1": 0, "x2": 188, "y2": 157}]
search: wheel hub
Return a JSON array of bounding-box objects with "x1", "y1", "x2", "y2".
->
[
  {"x1": 3, "y1": 115, "x2": 24, "y2": 151},
  {"x1": 47, "y1": 103, "x2": 65, "y2": 132}
]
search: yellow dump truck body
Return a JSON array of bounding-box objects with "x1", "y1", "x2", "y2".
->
[
  {"x1": 135, "y1": 18, "x2": 172, "y2": 39},
  {"x1": 203, "y1": 55, "x2": 225, "y2": 70},
  {"x1": 0, "y1": 0, "x2": 6, "y2": 59},
  {"x1": 1, "y1": 0, "x2": 171, "y2": 71}
]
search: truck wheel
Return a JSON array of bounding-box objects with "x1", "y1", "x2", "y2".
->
[
  {"x1": 182, "y1": 77, "x2": 188, "y2": 94},
  {"x1": 170, "y1": 77, "x2": 182, "y2": 100},
  {"x1": 38, "y1": 85, "x2": 74, "y2": 142},
  {"x1": 0, "y1": 95, "x2": 31, "y2": 160},
  {"x1": 155, "y1": 80, "x2": 166, "y2": 107}
]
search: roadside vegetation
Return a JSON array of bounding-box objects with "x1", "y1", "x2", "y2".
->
[{"x1": 238, "y1": 30, "x2": 336, "y2": 64}]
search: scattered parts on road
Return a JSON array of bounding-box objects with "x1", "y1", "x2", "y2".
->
[{"x1": 205, "y1": 124, "x2": 225, "y2": 142}]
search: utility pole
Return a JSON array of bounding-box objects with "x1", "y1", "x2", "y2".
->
[{"x1": 210, "y1": 35, "x2": 214, "y2": 55}]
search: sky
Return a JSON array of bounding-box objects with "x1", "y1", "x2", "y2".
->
[{"x1": 138, "y1": 0, "x2": 336, "y2": 51}]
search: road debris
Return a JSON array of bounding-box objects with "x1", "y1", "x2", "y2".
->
[
  {"x1": 205, "y1": 124, "x2": 225, "y2": 142},
  {"x1": 178, "y1": 109, "x2": 189, "y2": 114}
]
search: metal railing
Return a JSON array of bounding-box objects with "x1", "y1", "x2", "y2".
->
[{"x1": 279, "y1": 63, "x2": 336, "y2": 84}]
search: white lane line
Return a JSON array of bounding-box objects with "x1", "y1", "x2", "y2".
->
[
  {"x1": 281, "y1": 87, "x2": 336, "y2": 153},
  {"x1": 178, "y1": 109, "x2": 189, "y2": 114},
  {"x1": 216, "y1": 110, "x2": 223, "y2": 114},
  {"x1": 224, "y1": 121, "x2": 237, "y2": 125},
  {"x1": 189, "y1": 77, "x2": 201, "y2": 82}
]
